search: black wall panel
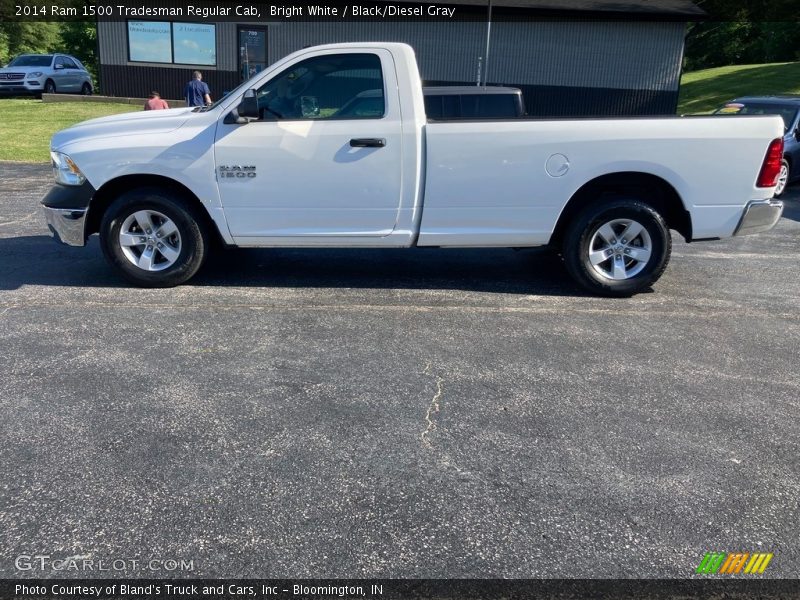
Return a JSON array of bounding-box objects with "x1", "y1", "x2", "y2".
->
[{"x1": 100, "y1": 65, "x2": 241, "y2": 102}]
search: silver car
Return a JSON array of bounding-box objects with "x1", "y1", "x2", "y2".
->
[{"x1": 0, "y1": 54, "x2": 93, "y2": 97}]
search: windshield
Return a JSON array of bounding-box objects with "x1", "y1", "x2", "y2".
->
[
  {"x1": 8, "y1": 55, "x2": 53, "y2": 67},
  {"x1": 715, "y1": 102, "x2": 798, "y2": 132}
]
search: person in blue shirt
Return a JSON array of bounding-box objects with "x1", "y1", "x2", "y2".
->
[{"x1": 185, "y1": 71, "x2": 212, "y2": 107}]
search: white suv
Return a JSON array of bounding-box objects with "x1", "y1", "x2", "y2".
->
[{"x1": 0, "y1": 54, "x2": 93, "y2": 97}]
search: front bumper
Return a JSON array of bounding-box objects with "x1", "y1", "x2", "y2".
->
[
  {"x1": 43, "y1": 206, "x2": 88, "y2": 246},
  {"x1": 41, "y1": 181, "x2": 96, "y2": 247},
  {"x1": 0, "y1": 82, "x2": 42, "y2": 94},
  {"x1": 733, "y1": 199, "x2": 784, "y2": 236}
]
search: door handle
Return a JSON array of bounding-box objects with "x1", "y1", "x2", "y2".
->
[{"x1": 350, "y1": 138, "x2": 386, "y2": 148}]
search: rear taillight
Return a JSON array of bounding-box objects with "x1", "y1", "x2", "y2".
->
[{"x1": 756, "y1": 138, "x2": 784, "y2": 188}]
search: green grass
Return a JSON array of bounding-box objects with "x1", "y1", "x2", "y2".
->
[
  {"x1": 678, "y1": 61, "x2": 800, "y2": 114},
  {"x1": 0, "y1": 99, "x2": 139, "y2": 162}
]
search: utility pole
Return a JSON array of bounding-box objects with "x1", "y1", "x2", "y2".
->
[{"x1": 483, "y1": 0, "x2": 493, "y2": 86}]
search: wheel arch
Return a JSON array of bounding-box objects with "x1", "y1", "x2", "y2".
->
[
  {"x1": 550, "y1": 171, "x2": 692, "y2": 246},
  {"x1": 87, "y1": 174, "x2": 223, "y2": 244}
]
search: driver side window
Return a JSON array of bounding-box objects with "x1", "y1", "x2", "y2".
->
[{"x1": 255, "y1": 53, "x2": 385, "y2": 121}]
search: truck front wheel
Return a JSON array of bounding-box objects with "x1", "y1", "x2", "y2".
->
[
  {"x1": 562, "y1": 198, "x2": 671, "y2": 297},
  {"x1": 100, "y1": 188, "x2": 209, "y2": 287}
]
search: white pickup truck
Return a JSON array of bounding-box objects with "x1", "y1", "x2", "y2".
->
[{"x1": 44, "y1": 42, "x2": 784, "y2": 296}]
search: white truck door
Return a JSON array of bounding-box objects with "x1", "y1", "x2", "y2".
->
[{"x1": 214, "y1": 49, "x2": 402, "y2": 239}]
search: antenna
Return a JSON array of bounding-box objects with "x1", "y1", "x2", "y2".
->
[{"x1": 483, "y1": 0, "x2": 493, "y2": 87}]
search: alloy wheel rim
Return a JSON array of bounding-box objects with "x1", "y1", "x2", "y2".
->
[
  {"x1": 588, "y1": 218, "x2": 653, "y2": 281},
  {"x1": 119, "y1": 210, "x2": 182, "y2": 272}
]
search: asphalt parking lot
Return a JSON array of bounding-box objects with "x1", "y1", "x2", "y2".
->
[{"x1": 1, "y1": 162, "x2": 799, "y2": 579}]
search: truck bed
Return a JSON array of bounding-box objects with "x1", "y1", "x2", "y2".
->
[{"x1": 418, "y1": 115, "x2": 782, "y2": 246}]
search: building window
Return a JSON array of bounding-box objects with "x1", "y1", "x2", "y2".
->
[
  {"x1": 128, "y1": 21, "x2": 172, "y2": 63},
  {"x1": 127, "y1": 21, "x2": 216, "y2": 66},
  {"x1": 173, "y1": 23, "x2": 216, "y2": 65}
]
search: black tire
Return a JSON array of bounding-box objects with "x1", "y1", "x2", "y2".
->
[
  {"x1": 44, "y1": 79, "x2": 56, "y2": 94},
  {"x1": 99, "y1": 188, "x2": 210, "y2": 287},
  {"x1": 81, "y1": 82, "x2": 92, "y2": 95},
  {"x1": 562, "y1": 198, "x2": 671, "y2": 297},
  {"x1": 774, "y1": 159, "x2": 790, "y2": 197}
]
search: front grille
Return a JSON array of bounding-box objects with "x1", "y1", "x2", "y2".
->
[{"x1": 0, "y1": 73, "x2": 25, "y2": 80}]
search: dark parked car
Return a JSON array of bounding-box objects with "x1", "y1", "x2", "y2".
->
[{"x1": 714, "y1": 96, "x2": 800, "y2": 196}]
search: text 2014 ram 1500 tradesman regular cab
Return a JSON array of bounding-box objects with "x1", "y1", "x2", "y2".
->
[{"x1": 43, "y1": 43, "x2": 785, "y2": 296}]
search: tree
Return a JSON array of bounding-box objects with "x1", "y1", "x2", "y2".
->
[
  {"x1": 59, "y1": 21, "x2": 97, "y2": 80},
  {"x1": 0, "y1": 27, "x2": 9, "y2": 65},
  {"x1": 0, "y1": 21, "x2": 61, "y2": 62},
  {"x1": 685, "y1": 0, "x2": 800, "y2": 70}
]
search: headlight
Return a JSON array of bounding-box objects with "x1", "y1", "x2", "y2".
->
[
  {"x1": 28, "y1": 72, "x2": 43, "y2": 78},
  {"x1": 51, "y1": 151, "x2": 86, "y2": 186}
]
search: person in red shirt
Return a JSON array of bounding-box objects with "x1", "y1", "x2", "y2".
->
[{"x1": 144, "y1": 91, "x2": 169, "y2": 111}]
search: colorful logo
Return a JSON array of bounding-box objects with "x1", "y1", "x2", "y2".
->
[{"x1": 696, "y1": 552, "x2": 773, "y2": 574}]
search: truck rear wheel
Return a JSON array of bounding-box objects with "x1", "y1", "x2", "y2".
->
[
  {"x1": 100, "y1": 188, "x2": 209, "y2": 287},
  {"x1": 562, "y1": 198, "x2": 671, "y2": 297}
]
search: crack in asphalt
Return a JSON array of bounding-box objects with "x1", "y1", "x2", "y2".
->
[
  {"x1": 421, "y1": 361, "x2": 445, "y2": 449},
  {"x1": 418, "y1": 362, "x2": 490, "y2": 485}
]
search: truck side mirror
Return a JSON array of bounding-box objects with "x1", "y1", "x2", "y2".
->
[{"x1": 239, "y1": 89, "x2": 259, "y2": 119}]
